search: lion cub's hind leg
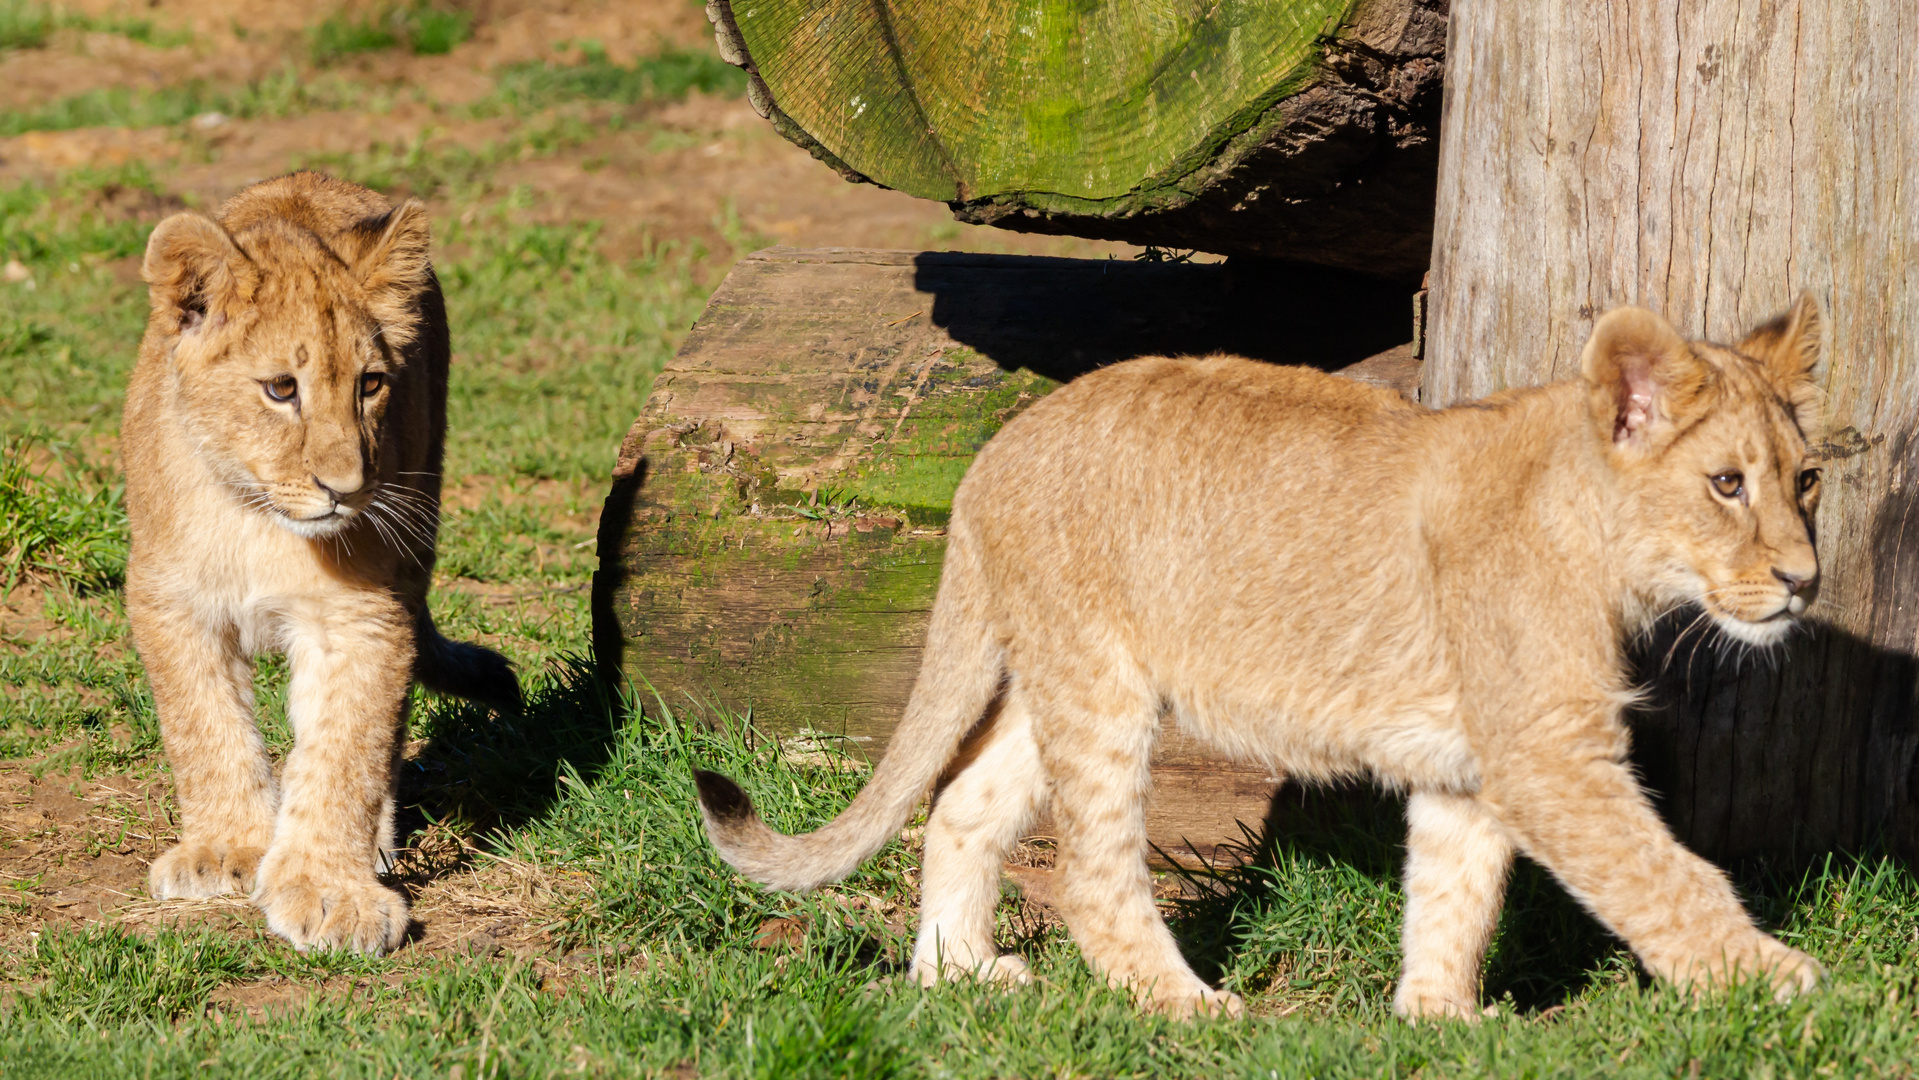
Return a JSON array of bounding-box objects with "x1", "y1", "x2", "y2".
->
[
  {"x1": 912, "y1": 688, "x2": 1049, "y2": 988},
  {"x1": 1394, "y1": 791, "x2": 1515, "y2": 1021},
  {"x1": 136, "y1": 604, "x2": 277, "y2": 900},
  {"x1": 1036, "y1": 669, "x2": 1243, "y2": 1019}
]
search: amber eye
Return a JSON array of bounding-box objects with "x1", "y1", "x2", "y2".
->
[
  {"x1": 1710, "y1": 472, "x2": 1744, "y2": 500},
  {"x1": 360, "y1": 371, "x2": 387, "y2": 397},
  {"x1": 263, "y1": 375, "x2": 298, "y2": 403},
  {"x1": 1799, "y1": 468, "x2": 1822, "y2": 494}
]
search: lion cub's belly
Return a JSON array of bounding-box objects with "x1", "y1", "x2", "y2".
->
[{"x1": 1168, "y1": 685, "x2": 1477, "y2": 792}]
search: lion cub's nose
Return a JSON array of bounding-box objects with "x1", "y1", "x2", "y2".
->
[
  {"x1": 1771, "y1": 567, "x2": 1813, "y2": 595},
  {"x1": 312, "y1": 472, "x2": 364, "y2": 501}
]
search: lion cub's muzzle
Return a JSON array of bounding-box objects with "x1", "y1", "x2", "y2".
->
[
  {"x1": 262, "y1": 475, "x2": 374, "y2": 538},
  {"x1": 1706, "y1": 561, "x2": 1818, "y2": 646}
]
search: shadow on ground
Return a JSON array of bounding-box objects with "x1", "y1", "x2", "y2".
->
[
  {"x1": 917, "y1": 254, "x2": 1419, "y2": 383},
  {"x1": 395, "y1": 655, "x2": 620, "y2": 845}
]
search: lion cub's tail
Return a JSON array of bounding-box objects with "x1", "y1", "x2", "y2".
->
[
  {"x1": 414, "y1": 610, "x2": 524, "y2": 715},
  {"x1": 694, "y1": 538, "x2": 1002, "y2": 893}
]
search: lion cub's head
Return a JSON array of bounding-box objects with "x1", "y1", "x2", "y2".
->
[
  {"x1": 140, "y1": 194, "x2": 433, "y2": 538},
  {"x1": 1581, "y1": 296, "x2": 1824, "y2": 645}
]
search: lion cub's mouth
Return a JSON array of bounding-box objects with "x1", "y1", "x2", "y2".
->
[
  {"x1": 1704, "y1": 594, "x2": 1807, "y2": 647},
  {"x1": 242, "y1": 484, "x2": 365, "y2": 538},
  {"x1": 273, "y1": 503, "x2": 359, "y2": 539}
]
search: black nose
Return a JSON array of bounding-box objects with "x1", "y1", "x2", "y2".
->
[{"x1": 1772, "y1": 568, "x2": 1811, "y2": 594}]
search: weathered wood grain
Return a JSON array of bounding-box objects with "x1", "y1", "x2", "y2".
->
[
  {"x1": 1424, "y1": 0, "x2": 1919, "y2": 859},
  {"x1": 704, "y1": 0, "x2": 1449, "y2": 278},
  {"x1": 593, "y1": 247, "x2": 1421, "y2": 861}
]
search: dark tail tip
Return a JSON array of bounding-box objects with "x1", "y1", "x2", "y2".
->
[
  {"x1": 417, "y1": 636, "x2": 523, "y2": 716},
  {"x1": 694, "y1": 770, "x2": 754, "y2": 825}
]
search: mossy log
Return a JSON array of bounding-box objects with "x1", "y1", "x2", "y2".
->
[
  {"x1": 593, "y1": 247, "x2": 1419, "y2": 861},
  {"x1": 703, "y1": 0, "x2": 1447, "y2": 280}
]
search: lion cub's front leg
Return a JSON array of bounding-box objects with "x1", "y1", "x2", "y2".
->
[
  {"x1": 252, "y1": 610, "x2": 412, "y2": 955},
  {"x1": 1483, "y1": 721, "x2": 1822, "y2": 1001},
  {"x1": 1394, "y1": 791, "x2": 1515, "y2": 1020},
  {"x1": 133, "y1": 598, "x2": 278, "y2": 899}
]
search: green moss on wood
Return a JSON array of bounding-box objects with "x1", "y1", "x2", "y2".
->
[{"x1": 731, "y1": 0, "x2": 1356, "y2": 209}]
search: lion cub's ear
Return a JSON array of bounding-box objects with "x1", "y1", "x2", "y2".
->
[
  {"x1": 1737, "y1": 291, "x2": 1823, "y2": 432},
  {"x1": 345, "y1": 200, "x2": 434, "y2": 349},
  {"x1": 1580, "y1": 306, "x2": 1716, "y2": 455},
  {"x1": 142, "y1": 212, "x2": 254, "y2": 339}
]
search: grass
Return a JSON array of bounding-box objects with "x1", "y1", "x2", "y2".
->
[
  {"x1": 4, "y1": 32, "x2": 739, "y2": 139},
  {"x1": 0, "y1": 433, "x2": 127, "y2": 594},
  {"x1": 3, "y1": 29, "x2": 1919, "y2": 1080},
  {"x1": 0, "y1": 0, "x2": 192, "y2": 51},
  {"x1": 0, "y1": 68, "x2": 408, "y2": 139},
  {"x1": 309, "y1": 2, "x2": 472, "y2": 64},
  {"x1": 486, "y1": 44, "x2": 748, "y2": 113}
]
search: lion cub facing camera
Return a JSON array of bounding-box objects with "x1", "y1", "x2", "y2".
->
[
  {"x1": 123, "y1": 172, "x2": 520, "y2": 954},
  {"x1": 696, "y1": 297, "x2": 1829, "y2": 1017}
]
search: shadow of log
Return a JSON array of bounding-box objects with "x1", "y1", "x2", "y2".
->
[{"x1": 914, "y1": 253, "x2": 1418, "y2": 382}]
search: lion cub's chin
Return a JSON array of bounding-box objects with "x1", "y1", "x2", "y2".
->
[
  {"x1": 272, "y1": 509, "x2": 358, "y2": 539},
  {"x1": 1708, "y1": 608, "x2": 1801, "y2": 648}
]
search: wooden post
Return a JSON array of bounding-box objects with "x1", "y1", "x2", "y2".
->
[{"x1": 1424, "y1": 0, "x2": 1919, "y2": 859}]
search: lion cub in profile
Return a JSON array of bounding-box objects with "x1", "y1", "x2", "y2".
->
[
  {"x1": 123, "y1": 172, "x2": 519, "y2": 954},
  {"x1": 696, "y1": 297, "x2": 1829, "y2": 1017}
]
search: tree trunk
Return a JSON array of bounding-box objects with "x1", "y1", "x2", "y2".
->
[
  {"x1": 703, "y1": 0, "x2": 1448, "y2": 280},
  {"x1": 1424, "y1": 0, "x2": 1919, "y2": 860}
]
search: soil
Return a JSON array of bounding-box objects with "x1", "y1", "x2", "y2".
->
[
  {"x1": 0, "y1": 752, "x2": 597, "y2": 966},
  {"x1": 0, "y1": 0, "x2": 1139, "y2": 271}
]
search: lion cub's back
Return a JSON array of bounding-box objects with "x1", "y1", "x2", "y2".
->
[
  {"x1": 955, "y1": 351, "x2": 1432, "y2": 651},
  {"x1": 961, "y1": 353, "x2": 1423, "y2": 530}
]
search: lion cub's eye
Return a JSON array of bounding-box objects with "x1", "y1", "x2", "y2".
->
[
  {"x1": 1710, "y1": 471, "x2": 1744, "y2": 500},
  {"x1": 263, "y1": 375, "x2": 298, "y2": 403},
  {"x1": 359, "y1": 372, "x2": 387, "y2": 397},
  {"x1": 1799, "y1": 468, "x2": 1822, "y2": 494}
]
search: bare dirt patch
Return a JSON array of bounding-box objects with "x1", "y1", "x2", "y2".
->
[
  {"x1": 0, "y1": 758, "x2": 593, "y2": 973},
  {"x1": 0, "y1": 762, "x2": 166, "y2": 943}
]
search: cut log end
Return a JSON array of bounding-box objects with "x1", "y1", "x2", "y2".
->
[{"x1": 704, "y1": 0, "x2": 1448, "y2": 279}]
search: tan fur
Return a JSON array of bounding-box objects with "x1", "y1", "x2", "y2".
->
[
  {"x1": 696, "y1": 297, "x2": 1828, "y2": 1017},
  {"x1": 123, "y1": 172, "x2": 518, "y2": 955}
]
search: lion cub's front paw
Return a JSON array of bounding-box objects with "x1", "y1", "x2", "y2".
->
[
  {"x1": 1141, "y1": 980, "x2": 1245, "y2": 1019},
  {"x1": 916, "y1": 953, "x2": 1035, "y2": 988},
  {"x1": 148, "y1": 841, "x2": 264, "y2": 899},
  {"x1": 1748, "y1": 937, "x2": 1824, "y2": 1001},
  {"x1": 255, "y1": 870, "x2": 409, "y2": 955},
  {"x1": 1679, "y1": 933, "x2": 1825, "y2": 1002},
  {"x1": 1393, "y1": 985, "x2": 1483, "y2": 1023}
]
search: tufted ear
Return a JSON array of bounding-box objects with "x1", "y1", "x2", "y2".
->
[
  {"x1": 1737, "y1": 291, "x2": 1823, "y2": 432},
  {"x1": 345, "y1": 199, "x2": 433, "y2": 348},
  {"x1": 1580, "y1": 306, "x2": 1717, "y2": 455},
  {"x1": 142, "y1": 212, "x2": 254, "y2": 339}
]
